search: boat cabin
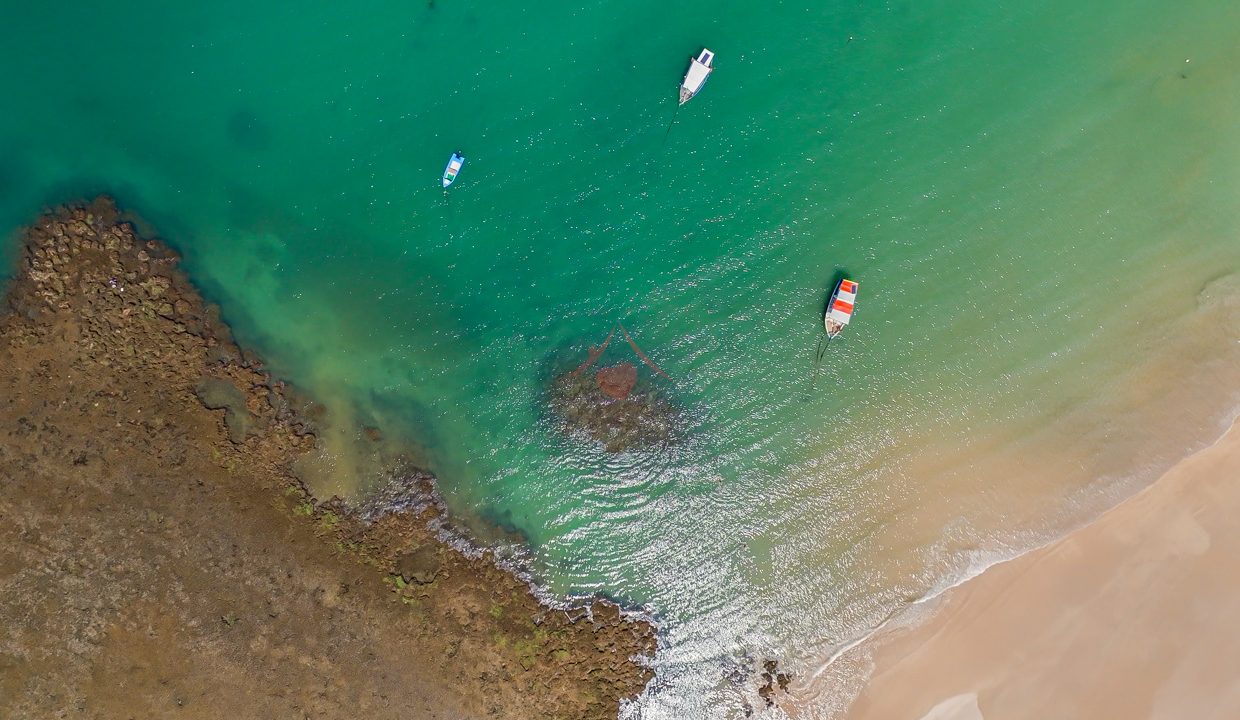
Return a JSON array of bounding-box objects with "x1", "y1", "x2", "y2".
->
[{"x1": 679, "y1": 48, "x2": 715, "y2": 105}]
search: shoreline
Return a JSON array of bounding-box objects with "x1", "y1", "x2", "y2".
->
[
  {"x1": 0, "y1": 198, "x2": 657, "y2": 719},
  {"x1": 819, "y1": 406, "x2": 1240, "y2": 719}
]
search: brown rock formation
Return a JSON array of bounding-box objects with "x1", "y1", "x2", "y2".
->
[{"x1": 0, "y1": 198, "x2": 656, "y2": 720}]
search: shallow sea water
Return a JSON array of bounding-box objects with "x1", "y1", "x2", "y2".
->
[{"x1": 3, "y1": 1, "x2": 1240, "y2": 716}]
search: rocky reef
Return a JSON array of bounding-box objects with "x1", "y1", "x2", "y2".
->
[
  {"x1": 548, "y1": 370, "x2": 680, "y2": 453},
  {"x1": 0, "y1": 198, "x2": 656, "y2": 720}
]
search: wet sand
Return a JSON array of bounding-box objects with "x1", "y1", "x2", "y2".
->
[
  {"x1": 0, "y1": 199, "x2": 655, "y2": 720},
  {"x1": 837, "y1": 412, "x2": 1240, "y2": 719}
]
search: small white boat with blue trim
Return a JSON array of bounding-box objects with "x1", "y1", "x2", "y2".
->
[
  {"x1": 442, "y1": 151, "x2": 464, "y2": 188},
  {"x1": 679, "y1": 49, "x2": 715, "y2": 105}
]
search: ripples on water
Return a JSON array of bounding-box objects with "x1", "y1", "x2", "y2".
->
[{"x1": 3, "y1": 0, "x2": 1240, "y2": 717}]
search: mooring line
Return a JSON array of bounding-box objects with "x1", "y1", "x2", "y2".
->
[{"x1": 661, "y1": 102, "x2": 681, "y2": 145}]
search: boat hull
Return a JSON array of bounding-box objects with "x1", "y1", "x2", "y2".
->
[
  {"x1": 442, "y1": 152, "x2": 464, "y2": 188},
  {"x1": 679, "y1": 49, "x2": 714, "y2": 105},
  {"x1": 823, "y1": 278, "x2": 858, "y2": 337}
]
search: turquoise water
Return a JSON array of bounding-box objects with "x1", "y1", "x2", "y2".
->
[{"x1": 5, "y1": 1, "x2": 1240, "y2": 715}]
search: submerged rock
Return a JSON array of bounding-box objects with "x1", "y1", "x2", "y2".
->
[
  {"x1": 548, "y1": 369, "x2": 679, "y2": 453},
  {"x1": 596, "y1": 363, "x2": 637, "y2": 399}
]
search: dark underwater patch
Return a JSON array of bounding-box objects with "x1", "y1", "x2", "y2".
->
[{"x1": 226, "y1": 109, "x2": 272, "y2": 152}]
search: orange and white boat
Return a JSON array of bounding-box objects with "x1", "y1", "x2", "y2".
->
[{"x1": 824, "y1": 278, "x2": 858, "y2": 338}]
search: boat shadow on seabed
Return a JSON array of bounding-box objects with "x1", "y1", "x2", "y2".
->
[{"x1": 808, "y1": 267, "x2": 852, "y2": 392}]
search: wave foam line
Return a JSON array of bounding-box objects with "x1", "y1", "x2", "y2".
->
[{"x1": 811, "y1": 401, "x2": 1240, "y2": 684}]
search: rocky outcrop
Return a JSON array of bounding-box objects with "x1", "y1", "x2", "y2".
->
[
  {"x1": 194, "y1": 376, "x2": 259, "y2": 443},
  {"x1": 394, "y1": 544, "x2": 441, "y2": 585},
  {"x1": 0, "y1": 198, "x2": 656, "y2": 720}
]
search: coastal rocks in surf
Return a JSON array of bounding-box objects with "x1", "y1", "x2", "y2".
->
[
  {"x1": 549, "y1": 368, "x2": 679, "y2": 453},
  {"x1": 722, "y1": 653, "x2": 793, "y2": 715},
  {"x1": 357, "y1": 463, "x2": 443, "y2": 522},
  {"x1": 757, "y1": 658, "x2": 793, "y2": 707}
]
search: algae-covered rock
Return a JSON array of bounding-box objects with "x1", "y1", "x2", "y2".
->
[
  {"x1": 194, "y1": 376, "x2": 258, "y2": 444},
  {"x1": 394, "y1": 545, "x2": 441, "y2": 585},
  {"x1": 595, "y1": 363, "x2": 637, "y2": 400}
]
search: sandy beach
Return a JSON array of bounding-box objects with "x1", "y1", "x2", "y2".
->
[{"x1": 835, "y1": 411, "x2": 1240, "y2": 720}]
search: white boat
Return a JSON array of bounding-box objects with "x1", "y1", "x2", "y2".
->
[
  {"x1": 824, "y1": 278, "x2": 858, "y2": 338},
  {"x1": 442, "y1": 151, "x2": 464, "y2": 188},
  {"x1": 679, "y1": 48, "x2": 715, "y2": 105}
]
